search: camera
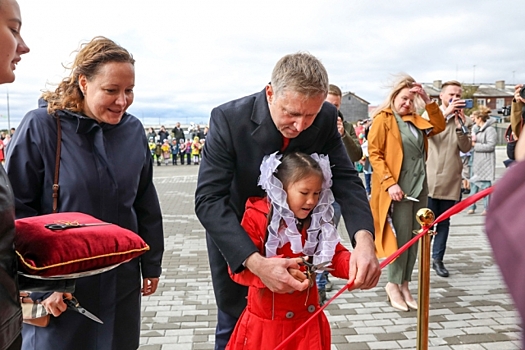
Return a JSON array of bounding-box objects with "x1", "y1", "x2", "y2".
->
[
  {"x1": 450, "y1": 99, "x2": 473, "y2": 109},
  {"x1": 458, "y1": 99, "x2": 473, "y2": 109}
]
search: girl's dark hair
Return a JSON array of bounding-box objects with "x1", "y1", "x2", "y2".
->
[{"x1": 275, "y1": 152, "x2": 324, "y2": 188}]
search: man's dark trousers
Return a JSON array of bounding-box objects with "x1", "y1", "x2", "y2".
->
[{"x1": 427, "y1": 197, "x2": 456, "y2": 261}]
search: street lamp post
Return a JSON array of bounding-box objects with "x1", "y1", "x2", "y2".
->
[{"x1": 6, "y1": 88, "x2": 10, "y2": 131}]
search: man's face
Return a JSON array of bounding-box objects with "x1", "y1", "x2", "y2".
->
[
  {"x1": 176, "y1": 122, "x2": 180, "y2": 128},
  {"x1": 325, "y1": 93, "x2": 341, "y2": 110},
  {"x1": 266, "y1": 85, "x2": 325, "y2": 139},
  {"x1": 440, "y1": 85, "x2": 462, "y2": 107}
]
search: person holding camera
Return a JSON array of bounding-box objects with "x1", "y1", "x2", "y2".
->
[{"x1": 425, "y1": 80, "x2": 472, "y2": 278}]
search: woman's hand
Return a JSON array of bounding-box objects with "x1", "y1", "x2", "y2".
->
[
  {"x1": 42, "y1": 292, "x2": 70, "y2": 317},
  {"x1": 410, "y1": 83, "x2": 431, "y2": 104},
  {"x1": 387, "y1": 184, "x2": 404, "y2": 202}
]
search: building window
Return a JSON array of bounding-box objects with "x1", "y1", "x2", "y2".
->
[
  {"x1": 496, "y1": 98, "x2": 505, "y2": 109},
  {"x1": 477, "y1": 98, "x2": 486, "y2": 106}
]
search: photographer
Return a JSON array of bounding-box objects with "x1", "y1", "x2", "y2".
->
[{"x1": 425, "y1": 80, "x2": 472, "y2": 278}]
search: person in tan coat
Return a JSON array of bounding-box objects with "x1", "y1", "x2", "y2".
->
[
  {"x1": 368, "y1": 75, "x2": 445, "y2": 311},
  {"x1": 425, "y1": 81, "x2": 472, "y2": 278}
]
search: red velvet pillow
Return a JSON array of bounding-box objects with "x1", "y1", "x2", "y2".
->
[{"x1": 15, "y1": 212, "x2": 150, "y2": 277}]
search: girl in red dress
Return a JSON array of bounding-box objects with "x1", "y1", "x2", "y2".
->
[{"x1": 226, "y1": 152, "x2": 351, "y2": 350}]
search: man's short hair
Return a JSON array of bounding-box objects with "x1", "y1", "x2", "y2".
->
[
  {"x1": 441, "y1": 80, "x2": 462, "y2": 91},
  {"x1": 271, "y1": 52, "x2": 328, "y2": 98},
  {"x1": 328, "y1": 84, "x2": 342, "y2": 97}
]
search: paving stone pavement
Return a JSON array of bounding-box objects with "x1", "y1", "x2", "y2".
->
[{"x1": 140, "y1": 147, "x2": 522, "y2": 350}]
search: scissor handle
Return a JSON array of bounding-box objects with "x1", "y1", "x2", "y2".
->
[
  {"x1": 63, "y1": 296, "x2": 80, "y2": 308},
  {"x1": 45, "y1": 223, "x2": 70, "y2": 230}
]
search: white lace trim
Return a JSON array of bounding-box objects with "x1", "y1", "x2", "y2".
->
[{"x1": 258, "y1": 152, "x2": 340, "y2": 266}]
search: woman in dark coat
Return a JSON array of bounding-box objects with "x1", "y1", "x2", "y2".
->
[
  {"x1": 0, "y1": 1, "x2": 30, "y2": 349},
  {"x1": 5, "y1": 36, "x2": 164, "y2": 350}
]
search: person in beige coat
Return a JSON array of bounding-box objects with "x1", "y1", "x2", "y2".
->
[
  {"x1": 368, "y1": 75, "x2": 445, "y2": 311},
  {"x1": 425, "y1": 80, "x2": 472, "y2": 278}
]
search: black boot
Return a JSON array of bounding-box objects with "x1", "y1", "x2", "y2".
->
[{"x1": 432, "y1": 260, "x2": 449, "y2": 277}]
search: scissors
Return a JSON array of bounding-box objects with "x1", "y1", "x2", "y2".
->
[
  {"x1": 63, "y1": 296, "x2": 104, "y2": 324},
  {"x1": 299, "y1": 257, "x2": 334, "y2": 275},
  {"x1": 45, "y1": 221, "x2": 112, "y2": 230},
  {"x1": 403, "y1": 194, "x2": 420, "y2": 202}
]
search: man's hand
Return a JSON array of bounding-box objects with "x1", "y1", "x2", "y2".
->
[
  {"x1": 454, "y1": 109, "x2": 466, "y2": 129},
  {"x1": 444, "y1": 98, "x2": 465, "y2": 117},
  {"x1": 142, "y1": 277, "x2": 159, "y2": 296},
  {"x1": 337, "y1": 117, "x2": 345, "y2": 136},
  {"x1": 245, "y1": 253, "x2": 310, "y2": 293},
  {"x1": 349, "y1": 231, "x2": 381, "y2": 290}
]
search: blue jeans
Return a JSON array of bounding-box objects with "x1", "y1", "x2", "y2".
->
[
  {"x1": 364, "y1": 173, "x2": 372, "y2": 195},
  {"x1": 427, "y1": 197, "x2": 456, "y2": 261},
  {"x1": 469, "y1": 181, "x2": 491, "y2": 211},
  {"x1": 316, "y1": 271, "x2": 328, "y2": 290}
]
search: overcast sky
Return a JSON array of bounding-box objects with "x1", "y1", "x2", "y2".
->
[{"x1": 1, "y1": 0, "x2": 523, "y2": 128}]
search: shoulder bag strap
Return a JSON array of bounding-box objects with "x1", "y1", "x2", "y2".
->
[{"x1": 52, "y1": 116, "x2": 61, "y2": 213}]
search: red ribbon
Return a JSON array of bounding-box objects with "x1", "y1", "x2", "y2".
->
[{"x1": 273, "y1": 186, "x2": 494, "y2": 350}]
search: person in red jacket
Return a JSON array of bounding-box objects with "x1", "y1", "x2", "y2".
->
[{"x1": 226, "y1": 152, "x2": 351, "y2": 350}]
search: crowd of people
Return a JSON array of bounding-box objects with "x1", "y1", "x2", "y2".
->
[
  {"x1": 0, "y1": 1, "x2": 520, "y2": 349},
  {"x1": 145, "y1": 123, "x2": 207, "y2": 166}
]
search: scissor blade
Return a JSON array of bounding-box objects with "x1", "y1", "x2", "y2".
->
[
  {"x1": 313, "y1": 261, "x2": 334, "y2": 272},
  {"x1": 405, "y1": 196, "x2": 419, "y2": 202},
  {"x1": 77, "y1": 307, "x2": 104, "y2": 324}
]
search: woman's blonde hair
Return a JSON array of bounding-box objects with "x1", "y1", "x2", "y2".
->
[
  {"x1": 474, "y1": 105, "x2": 491, "y2": 122},
  {"x1": 42, "y1": 36, "x2": 135, "y2": 115},
  {"x1": 371, "y1": 74, "x2": 424, "y2": 119}
]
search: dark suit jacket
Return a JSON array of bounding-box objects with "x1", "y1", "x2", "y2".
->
[{"x1": 195, "y1": 89, "x2": 374, "y2": 317}]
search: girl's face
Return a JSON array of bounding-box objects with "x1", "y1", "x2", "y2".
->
[
  {"x1": 0, "y1": 0, "x2": 29, "y2": 84},
  {"x1": 285, "y1": 174, "x2": 323, "y2": 220}
]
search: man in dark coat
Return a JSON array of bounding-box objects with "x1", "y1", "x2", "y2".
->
[
  {"x1": 172, "y1": 122, "x2": 185, "y2": 142},
  {"x1": 195, "y1": 52, "x2": 380, "y2": 350},
  {"x1": 5, "y1": 107, "x2": 164, "y2": 350},
  {"x1": 158, "y1": 125, "x2": 169, "y2": 142}
]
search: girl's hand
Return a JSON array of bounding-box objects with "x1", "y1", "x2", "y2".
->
[{"x1": 387, "y1": 184, "x2": 404, "y2": 202}]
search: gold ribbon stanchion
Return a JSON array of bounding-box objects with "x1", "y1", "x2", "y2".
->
[{"x1": 414, "y1": 208, "x2": 435, "y2": 350}]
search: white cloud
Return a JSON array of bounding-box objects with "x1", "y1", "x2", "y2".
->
[{"x1": 2, "y1": 0, "x2": 523, "y2": 129}]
